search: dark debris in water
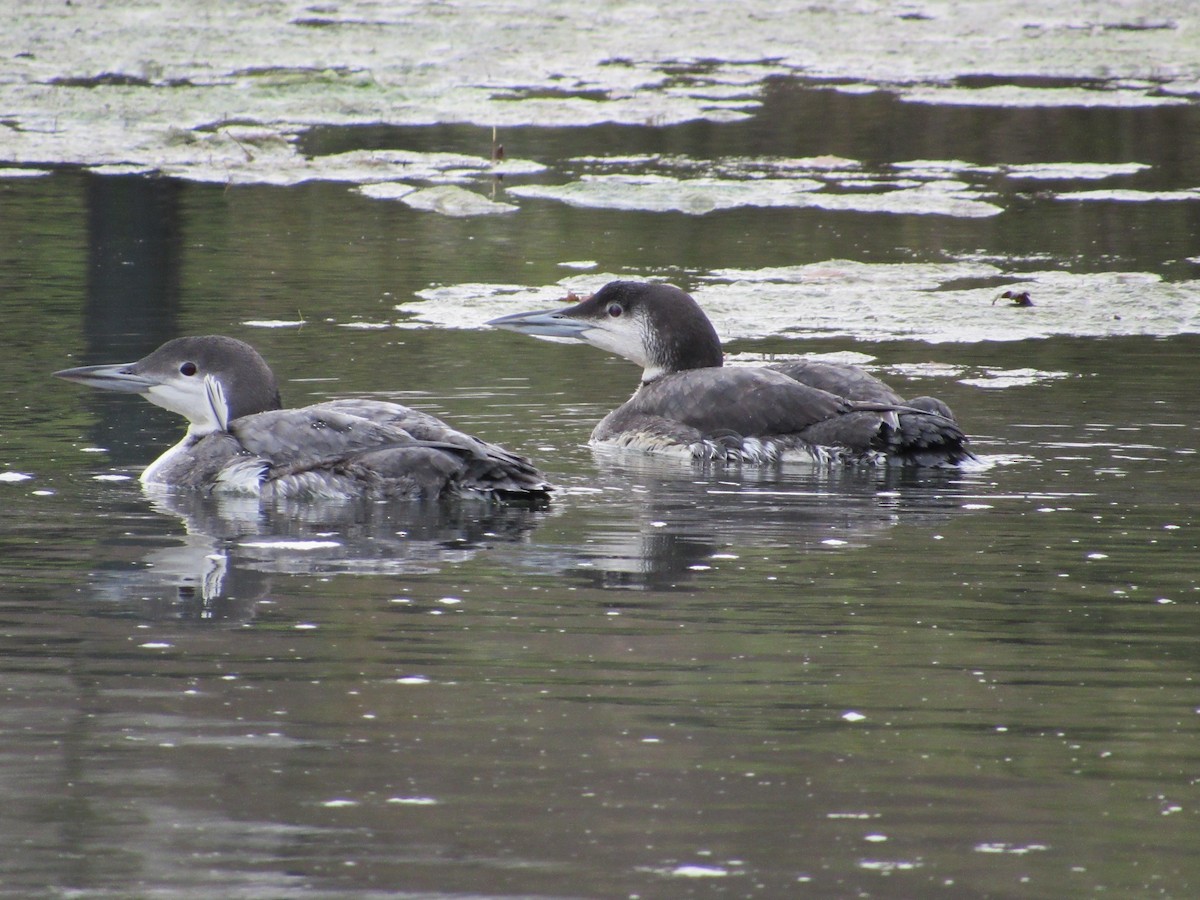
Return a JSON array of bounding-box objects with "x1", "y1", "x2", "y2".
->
[
  {"x1": 47, "y1": 72, "x2": 196, "y2": 89},
  {"x1": 994, "y1": 290, "x2": 1034, "y2": 307},
  {"x1": 1095, "y1": 19, "x2": 1178, "y2": 32},
  {"x1": 953, "y1": 74, "x2": 1115, "y2": 92},
  {"x1": 493, "y1": 87, "x2": 614, "y2": 103}
]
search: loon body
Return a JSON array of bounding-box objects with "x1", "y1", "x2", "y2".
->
[
  {"x1": 54, "y1": 335, "x2": 552, "y2": 501},
  {"x1": 489, "y1": 281, "x2": 974, "y2": 466}
]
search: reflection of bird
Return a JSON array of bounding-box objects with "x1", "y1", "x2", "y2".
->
[
  {"x1": 525, "y1": 450, "x2": 974, "y2": 592},
  {"x1": 490, "y1": 281, "x2": 975, "y2": 466},
  {"x1": 55, "y1": 335, "x2": 552, "y2": 501},
  {"x1": 85, "y1": 485, "x2": 551, "y2": 623}
]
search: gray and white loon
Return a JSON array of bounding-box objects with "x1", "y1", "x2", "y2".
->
[
  {"x1": 54, "y1": 335, "x2": 552, "y2": 501},
  {"x1": 488, "y1": 281, "x2": 975, "y2": 466}
]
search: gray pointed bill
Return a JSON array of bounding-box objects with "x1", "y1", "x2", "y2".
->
[
  {"x1": 486, "y1": 307, "x2": 591, "y2": 340},
  {"x1": 53, "y1": 362, "x2": 157, "y2": 394}
]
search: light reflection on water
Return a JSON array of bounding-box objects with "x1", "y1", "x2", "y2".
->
[
  {"x1": 2, "y1": 83, "x2": 1199, "y2": 899},
  {"x1": 3, "y1": 425, "x2": 1199, "y2": 898}
]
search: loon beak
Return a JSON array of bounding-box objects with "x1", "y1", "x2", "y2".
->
[
  {"x1": 486, "y1": 307, "x2": 593, "y2": 340},
  {"x1": 56, "y1": 352, "x2": 232, "y2": 434},
  {"x1": 53, "y1": 362, "x2": 159, "y2": 394}
]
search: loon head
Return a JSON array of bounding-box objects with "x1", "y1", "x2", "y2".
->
[
  {"x1": 487, "y1": 281, "x2": 723, "y2": 383},
  {"x1": 54, "y1": 335, "x2": 283, "y2": 434}
]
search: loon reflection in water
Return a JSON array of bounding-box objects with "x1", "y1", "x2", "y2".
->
[
  {"x1": 489, "y1": 281, "x2": 975, "y2": 467},
  {"x1": 54, "y1": 335, "x2": 552, "y2": 501}
]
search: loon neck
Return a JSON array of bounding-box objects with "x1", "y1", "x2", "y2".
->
[
  {"x1": 140, "y1": 431, "x2": 204, "y2": 485},
  {"x1": 640, "y1": 364, "x2": 669, "y2": 386},
  {"x1": 639, "y1": 355, "x2": 724, "y2": 387}
]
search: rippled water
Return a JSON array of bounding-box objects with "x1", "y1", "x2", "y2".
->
[{"x1": 3, "y1": 5, "x2": 1200, "y2": 897}]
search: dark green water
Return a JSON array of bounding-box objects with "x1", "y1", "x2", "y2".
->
[{"x1": 1, "y1": 82, "x2": 1197, "y2": 898}]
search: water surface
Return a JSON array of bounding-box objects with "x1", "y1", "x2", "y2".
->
[{"x1": 2, "y1": 14, "x2": 1199, "y2": 897}]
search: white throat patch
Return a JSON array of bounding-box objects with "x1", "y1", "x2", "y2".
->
[{"x1": 583, "y1": 316, "x2": 652, "y2": 370}]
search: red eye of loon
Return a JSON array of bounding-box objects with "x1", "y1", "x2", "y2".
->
[
  {"x1": 607, "y1": 303, "x2": 622, "y2": 318},
  {"x1": 180, "y1": 362, "x2": 198, "y2": 376}
]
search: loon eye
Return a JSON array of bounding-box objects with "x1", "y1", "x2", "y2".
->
[
  {"x1": 180, "y1": 362, "x2": 198, "y2": 377},
  {"x1": 606, "y1": 303, "x2": 622, "y2": 318}
]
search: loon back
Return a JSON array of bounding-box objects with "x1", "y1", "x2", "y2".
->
[
  {"x1": 54, "y1": 337, "x2": 552, "y2": 501},
  {"x1": 593, "y1": 366, "x2": 972, "y2": 465},
  {"x1": 766, "y1": 358, "x2": 973, "y2": 465},
  {"x1": 148, "y1": 401, "x2": 552, "y2": 500}
]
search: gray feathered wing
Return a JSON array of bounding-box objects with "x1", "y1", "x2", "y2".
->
[{"x1": 181, "y1": 400, "x2": 550, "y2": 499}]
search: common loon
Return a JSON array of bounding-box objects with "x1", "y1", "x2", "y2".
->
[
  {"x1": 54, "y1": 335, "x2": 552, "y2": 501},
  {"x1": 488, "y1": 281, "x2": 975, "y2": 466}
]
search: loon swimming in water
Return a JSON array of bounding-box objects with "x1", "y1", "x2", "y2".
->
[
  {"x1": 54, "y1": 335, "x2": 552, "y2": 501},
  {"x1": 488, "y1": 281, "x2": 975, "y2": 466}
]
